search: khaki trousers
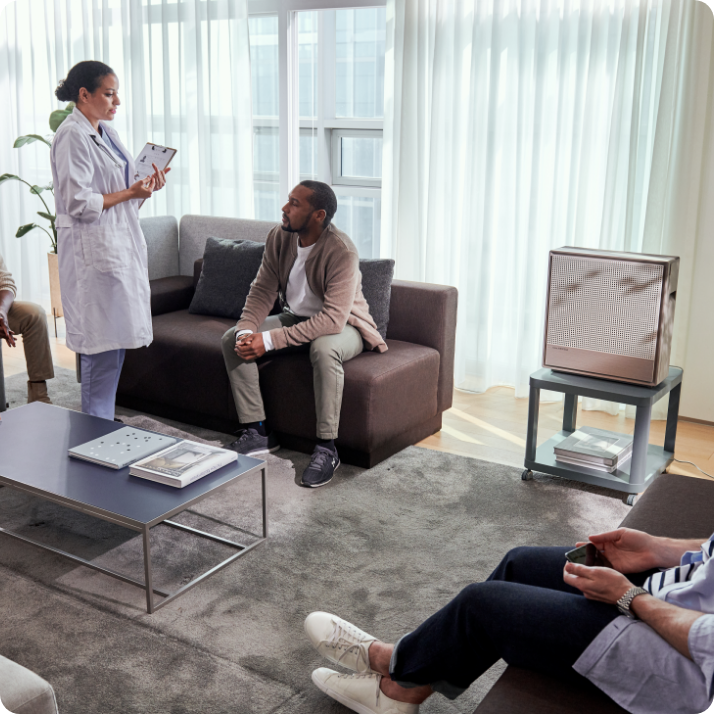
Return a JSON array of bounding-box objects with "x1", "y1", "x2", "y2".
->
[
  {"x1": 7, "y1": 301, "x2": 54, "y2": 382},
  {"x1": 221, "y1": 313, "x2": 364, "y2": 440}
]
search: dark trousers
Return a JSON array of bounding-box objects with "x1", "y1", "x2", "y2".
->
[{"x1": 390, "y1": 546, "x2": 655, "y2": 699}]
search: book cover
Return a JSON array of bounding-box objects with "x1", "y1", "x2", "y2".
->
[{"x1": 554, "y1": 426, "x2": 633, "y2": 466}]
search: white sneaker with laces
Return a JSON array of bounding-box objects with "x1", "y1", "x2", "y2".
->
[
  {"x1": 312, "y1": 668, "x2": 419, "y2": 714},
  {"x1": 304, "y1": 612, "x2": 376, "y2": 673}
]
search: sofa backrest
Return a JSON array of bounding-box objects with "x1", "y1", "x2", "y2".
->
[
  {"x1": 178, "y1": 215, "x2": 277, "y2": 276},
  {"x1": 139, "y1": 215, "x2": 180, "y2": 280}
]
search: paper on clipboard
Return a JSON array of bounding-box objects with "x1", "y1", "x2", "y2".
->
[{"x1": 134, "y1": 142, "x2": 176, "y2": 206}]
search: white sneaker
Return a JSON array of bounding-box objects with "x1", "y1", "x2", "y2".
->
[
  {"x1": 305, "y1": 612, "x2": 376, "y2": 673},
  {"x1": 312, "y1": 668, "x2": 419, "y2": 714}
]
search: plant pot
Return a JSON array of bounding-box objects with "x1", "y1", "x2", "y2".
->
[{"x1": 47, "y1": 251, "x2": 63, "y2": 318}]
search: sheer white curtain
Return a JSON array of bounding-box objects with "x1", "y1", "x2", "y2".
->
[
  {"x1": 381, "y1": 0, "x2": 711, "y2": 415},
  {"x1": 0, "y1": 0, "x2": 254, "y2": 309}
]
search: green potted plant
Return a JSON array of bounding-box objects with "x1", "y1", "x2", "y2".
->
[{"x1": 0, "y1": 102, "x2": 74, "y2": 325}]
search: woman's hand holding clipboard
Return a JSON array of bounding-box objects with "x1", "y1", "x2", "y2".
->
[{"x1": 134, "y1": 142, "x2": 176, "y2": 206}]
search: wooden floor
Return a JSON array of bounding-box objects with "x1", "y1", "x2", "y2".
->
[{"x1": 3, "y1": 319, "x2": 713, "y2": 483}]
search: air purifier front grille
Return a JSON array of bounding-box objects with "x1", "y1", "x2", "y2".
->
[{"x1": 546, "y1": 255, "x2": 663, "y2": 361}]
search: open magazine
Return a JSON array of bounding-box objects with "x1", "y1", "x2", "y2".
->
[{"x1": 130, "y1": 442, "x2": 236, "y2": 488}]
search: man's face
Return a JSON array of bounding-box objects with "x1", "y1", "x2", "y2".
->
[{"x1": 281, "y1": 185, "x2": 323, "y2": 233}]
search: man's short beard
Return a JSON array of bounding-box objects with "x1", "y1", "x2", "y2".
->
[{"x1": 283, "y1": 211, "x2": 314, "y2": 234}]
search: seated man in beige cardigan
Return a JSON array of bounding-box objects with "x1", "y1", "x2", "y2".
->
[
  {"x1": 221, "y1": 181, "x2": 386, "y2": 487},
  {"x1": 0, "y1": 250, "x2": 54, "y2": 404}
]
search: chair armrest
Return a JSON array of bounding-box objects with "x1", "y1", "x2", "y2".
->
[
  {"x1": 150, "y1": 276, "x2": 195, "y2": 316},
  {"x1": 387, "y1": 280, "x2": 458, "y2": 413}
]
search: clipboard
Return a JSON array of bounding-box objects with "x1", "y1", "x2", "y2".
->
[{"x1": 134, "y1": 142, "x2": 177, "y2": 206}]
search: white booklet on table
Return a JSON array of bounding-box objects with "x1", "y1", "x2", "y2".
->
[{"x1": 129, "y1": 441, "x2": 237, "y2": 488}]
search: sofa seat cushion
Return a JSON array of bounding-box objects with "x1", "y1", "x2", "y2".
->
[
  {"x1": 259, "y1": 339, "x2": 439, "y2": 451},
  {"x1": 119, "y1": 315, "x2": 439, "y2": 451},
  {"x1": 475, "y1": 667, "x2": 627, "y2": 714},
  {"x1": 118, "y1": 310, "x2": 237, "y2": 419},
  {"x1": 0, "y1": 655, "x2": 58, "y2": 714},
  {"x1": 150, "y1": 276, "x2": 195, "y2": 316}
]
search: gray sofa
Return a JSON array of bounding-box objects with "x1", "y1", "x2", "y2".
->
[
  {"x1": 0, "y1": 655, "x2": 57, "y2": 714},
  {"x1": 116, "y1": 215, "x2": 458, "y2": 467}
]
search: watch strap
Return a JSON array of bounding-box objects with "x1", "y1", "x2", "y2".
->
[{"x1": 617, "y1": 586, "x2": 648, "y2": 619}]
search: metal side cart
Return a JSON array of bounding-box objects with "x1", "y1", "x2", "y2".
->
[{"x1": 523, "y1": 367, "x2": 683, "y2": 505}]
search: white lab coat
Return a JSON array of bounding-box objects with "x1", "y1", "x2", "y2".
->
[{"x1": 50, "y1": 107, "x2": 152, "y2": 355}]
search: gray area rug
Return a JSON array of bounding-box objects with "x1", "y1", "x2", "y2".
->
[{"x1": 0, "y1": 369, "x2": 630, "y2": 713}]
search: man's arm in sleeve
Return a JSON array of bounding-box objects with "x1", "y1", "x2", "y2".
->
[
  {"x1": 268, "y1": 247, "x2": 358, "y2": 351},
  {"x1": 235, "y1": 227, "x2": 281, "y2": 336},
  {"x1": 52, "y1": 128, "x2": 104, "y2": 223}
]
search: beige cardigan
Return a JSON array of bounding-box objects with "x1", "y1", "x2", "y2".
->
[
  {"x1": 0, "y1": 251, "x2": 17, "y2": 297},
  {"x1": 237, "y1": 224, "x2": 387, "y2": 353}
]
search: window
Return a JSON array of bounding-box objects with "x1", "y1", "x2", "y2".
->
[{"x1": 248, "y1": 2, "x2": 386, "y2": 257}]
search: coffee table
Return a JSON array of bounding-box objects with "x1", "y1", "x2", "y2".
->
[{"x1": 0, "y1": 403, "x2": 267, "y2": 613}]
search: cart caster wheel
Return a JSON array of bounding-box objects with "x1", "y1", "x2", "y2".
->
[
  {"x1": 625, "y1": 494, "x2": 637, "y2": 506},
  {"x1": 521, "y1": 469, "x2": 533, "y2": 481}
]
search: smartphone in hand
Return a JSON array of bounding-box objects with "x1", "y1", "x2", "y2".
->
[{"x1": 565, "y1": 543, "x2": 604, "y2": 567}]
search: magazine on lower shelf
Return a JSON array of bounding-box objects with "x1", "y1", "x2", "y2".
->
[
  {"x1": 129, "y1": 441, "x2": 237, "y2": 488},
  {"x1": 555, "y1": 450, "x2": 632, "y2": 474},
  {"x1": 553, "y1": 426, "x2": 634, "y2": 467}
]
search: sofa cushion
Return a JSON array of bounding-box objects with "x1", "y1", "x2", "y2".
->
[
  {"x1": 475, "y1": 667, "x2": 627, "y2": 714},
  {"x1": 0, "y1": 655, "x2": 58, "y2": 714},
  {"x1": 258, "y1": 339, "x2": 439, "y2": 451},
  {"x1": 188, "y1": 237, "x2": 265, "y2": 320},
  {"x1": 150, "y1": 276, "x2": 195, "y2": 316},
  {"x1": 359, "y1": 259, "x2": 394, "y2": 339}
]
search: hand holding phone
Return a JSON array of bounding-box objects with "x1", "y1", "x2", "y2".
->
[{"x1": 565, "y1": 542, "x2": 605, "y2": 567}]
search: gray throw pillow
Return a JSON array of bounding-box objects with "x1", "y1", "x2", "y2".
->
[
  {"x1": 359, "y1": 259, "x2": 395, "y2": 339},
  {"x1": 188, "y1": 237, "x2": 265, "y2": 320}
]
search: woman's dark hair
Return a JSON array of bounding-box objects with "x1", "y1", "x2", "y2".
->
[
  {"x1": 299, "y1": 180, "x2": 338, "y2": 227},
  {"x1": 55, "y1": 61, "x2": 115, "y2": 103}
]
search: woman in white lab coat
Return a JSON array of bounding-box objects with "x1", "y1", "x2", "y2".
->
[{"x1": 50, "y1": 61, "x2": 169, "y2": 420}]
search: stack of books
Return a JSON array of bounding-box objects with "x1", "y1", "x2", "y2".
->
[
  {"x1": 69, "y1": 428, "x2": 237, "y2": 488},
  {"x1": 554, "y1": 426, "x2": 634, "y2": 474}
]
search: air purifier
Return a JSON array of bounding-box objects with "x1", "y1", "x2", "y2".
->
[{"x1": 543, "y1": 247, "x2": 679, "y2": 387}]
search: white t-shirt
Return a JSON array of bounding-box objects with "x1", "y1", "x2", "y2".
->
[{"x1": 237, "y1": 240, "x2": 324, "y2": 352}]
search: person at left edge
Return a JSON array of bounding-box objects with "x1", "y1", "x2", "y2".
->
[{"x1": 49, "y1": 61, "x2": 169, "y2": 420}]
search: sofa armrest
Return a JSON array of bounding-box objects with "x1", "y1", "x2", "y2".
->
[
  {"x1": 150, "y1": 276, "x2": 195, "y2": 316},
  {"x1": 387, "y1": 280, "x2": 458, "y2": 413}
]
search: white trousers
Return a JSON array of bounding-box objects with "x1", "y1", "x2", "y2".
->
[{"x1": 79, "y1": 349, "x2": 126, "y2": 420}]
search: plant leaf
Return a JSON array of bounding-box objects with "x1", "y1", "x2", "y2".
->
[
  {"x1": 14, "y1": 134, "x2": 52, "y2": 149},
  {"x1": 16, "y1": 223, "x2": 38, "y2": 238},
  {"x1": 37, "y1": 211, "x2": 56, "y2": 224},
  {"x1": 0, "y1": 173, "x2": 21, "y2": 185},
  {"x1": 30, "y1": 184, "x2": 53, "y2": 194},
  {"x1": 49, "y1": 102, "x2": 75, "y2": 133}
]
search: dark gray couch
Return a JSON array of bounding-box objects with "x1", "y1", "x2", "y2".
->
[{"x1": 116, "y1": 215, "x2": 458, "y2": 467}]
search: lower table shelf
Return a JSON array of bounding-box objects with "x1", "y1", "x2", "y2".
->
[{"x1": 525, "y1": 431, "x2": 673, "y2": 495}]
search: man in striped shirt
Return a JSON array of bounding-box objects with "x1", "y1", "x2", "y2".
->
[{"x1": 304, "y1": 527, "x2": 714, "y2": 714}]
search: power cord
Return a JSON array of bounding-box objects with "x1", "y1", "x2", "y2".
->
[{"x1": 672, "y1": 458, "x2": 713, "y2": 479}]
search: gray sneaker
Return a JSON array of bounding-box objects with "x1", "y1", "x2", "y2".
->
[
  {"x1": 229, "y1": 428, "x2": 279, "y2": 456},
  {"x1": 301, "y1": 445, "x2": 340, "y2": 488}
]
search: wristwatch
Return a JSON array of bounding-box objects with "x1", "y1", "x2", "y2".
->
[{"x1": 617, "y1": 586, "x2": 648, "y2": 619}]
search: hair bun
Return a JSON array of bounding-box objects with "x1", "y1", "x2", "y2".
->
[{"x1": 55, "y1": 79, "x2": 70, "y2": 102}]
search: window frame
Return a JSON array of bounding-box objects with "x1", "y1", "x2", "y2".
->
[{"x1": 331, "y1": 128, "x2": 383, "y2": 188}]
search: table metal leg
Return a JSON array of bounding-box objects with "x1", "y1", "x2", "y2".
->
[
  {"x1": 0, "y1": 346, "x2": 5, "y2": 412},
  {"x1": 525, "y1": 385, "x2": 540, "y2": 462},
  {"x1": 143, "y1": 526, "x2": 154, "y2": 614},
  {"x1": 630, "y1": 404, "x2": 652, "y2": 488},
  {"x1": 261, "y1": 467, "x2": 269, "y2": 539},
  {"x1": 664, "y1": 383, "x2": 681, "y2": 454},
  {"x1": 563, "y1": 393, "x2": 578, "y2": 432}
]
